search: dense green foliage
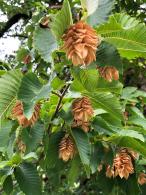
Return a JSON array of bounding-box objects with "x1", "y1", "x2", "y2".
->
[{"x1": 1, "y1": 0, "x2": 146, "y2": 194}]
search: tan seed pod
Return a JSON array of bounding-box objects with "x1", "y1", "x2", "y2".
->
[
  {"x1": 12, "y1": 100, "x2": 40, "y2": 127},
  {"x1": 113, "y1": 148, "x2": 134, "y2": 179},
  {"x1": 59, "y1": 135, "x2": 75, "y2": 162},
  {"x1": 23, "y1": 55, "x2": 31, "y2": 64},
  {"x1": 62, "y1": 21, "x2": 100, "y2": 66},
  {"x1": 97, "y1": 66, "x2": 119, "y2": 82},
  {"x1": 106, "y1": 148, "x2": 135, "y2": 180},
  {"x1": 106, "y1": 165, "x2": 114, "y2": 178},
  {"x1": 138, "y1": 173, "x2": 146, "y2": 185},
  {"x1": 72, "y1": 97, "x2": 93, "y2": 132},
  {"x1": 16, "y1": 139, "x2": 26, "y2": 153}
]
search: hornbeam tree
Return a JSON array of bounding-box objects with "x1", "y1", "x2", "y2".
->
[{"x1": 1, "y1": 0, "x2": 146, "y2": 194}]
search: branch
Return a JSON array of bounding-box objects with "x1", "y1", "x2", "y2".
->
[
  {"x1": 47, "y1": 83, "x2": 71, "y2": 134},
  {"x1": 4, "y1": 34, "x2": 28, "y2": 38},
  {"x1": 0, "y1": 13, "x2": 30, "y2": 38}
]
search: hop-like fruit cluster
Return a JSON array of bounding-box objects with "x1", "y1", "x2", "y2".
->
[
  {"x1": 12, "y1": 100, "x2": 40, "y2": 128},
  {"x1": 138, "y1": 173, "x2": 146, "y2": 185},
  {"x1": 106, "y1": 148, "x2": 135, "y2": 179},
  {"x1": 97, "y1": 66, "x2": 119, "y2": 82},
  {"x1": 62, "y1": 21, "x2": 100, "y2": 66},
  {"x1": 72, "y1": 97, "x2": 94, "y2": 132},
  {"x1": 16, "y1": 139, "x2": 26, "y2": 153},
  {"x1": 23, "y1": 55, "x2": 31, "y2": 64},
  {"x1": 59, "y1": 135, "x2": 75, "y2": 162}
]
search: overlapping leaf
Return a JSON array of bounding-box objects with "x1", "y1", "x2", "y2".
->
[
  {"x1": 18, "y1": 72, "x2": 51, "y2": 118},
  {"x1": 0, "y1": 120, "x2": 13, "y2": 152},
  {"x1": 14, "y1": 162, "x2": 41, "y2": 195},
  {"x1": 96, "y1": 41, "x2": 123, "y2": 73},
  {"x1": 72, "y1": 128, "x2": 91, "y2": 166},
  {"x1": 33, "y1": 27, "x2": 58, "y2": 62},
  {"x1": 0, "y1": 70, "x2": 22, "y2": 120},
  {"x1": 45, "y1": 131, "x2": 64, "y2": 168},
  {"x1": 71, "y1": 68, "x2": 123, "y2": 94},
  {"x1": 84, "y1": 91, "x2": 123, "y2": 121},
  {"x1": 22, "y1": 122, "x2": 44, "y2": 153},
  {"x1": 81, "y1": 0, "x2": 115, "y2": 26},
  {"x1": 51, "y1": 0, "x2": 73, "y2": 39},
  {"x1": 96, "y1": 13, "x2": 146, "y2": 59}
]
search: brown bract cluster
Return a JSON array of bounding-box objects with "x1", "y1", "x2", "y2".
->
[
  {"x1": 138, "y1": 173, "x2": 146, "y2": 185},
  {"x1": 106, "y1": 148, "x2": 135, "y2": 179},
  {"x1": 23, "y1": 55, "x2": 31, "y2": 64},
  {"x1": 59, "y1": 135, "x2": 75, "y2": 162},
  {"x1": 16, "y1": 139, "x2": 26, "y2": 153},
  {"x1": 12, "y1": 100, "x2": 40, "y2": 128},
  {"x1": 72, "y1": 97, "x2": 94, "y2": 132},
  {"x1": 97, "y1": 66, "x2": 119, "y2": 82},
  {"x1": 62, "y1": 21, "x2": 100, "y2": 66}
]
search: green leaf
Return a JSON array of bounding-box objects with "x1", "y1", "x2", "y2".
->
[
  {"x1": 17, "y1": 48, "x2": 29, "y2": 62},
  {"x1": 18, "y1": 72, "x2": 51, "y2": 118},
  {"x1": 3, "y1": 175, "x2": 13, "y2": 195},
  {"x1": 0, "y1": 161, "x2": 9, "y2": 169},
  {"x1": 96, "y1": 13, "x2": 146, "y2": 59},
  {"x1": 0, "y1": 70, "x2": 22, "y2": 120},
  {"x1": 0, "y1": 120, "x2": 12, "y2": 152},
  {"x1": 96, "y1": 78, "x2": 123, "y2": 94},
  {"x1": 71, "y1": 68, "x2": 122, "y2": 94},
  {"x1": 72, "y1": 68, "x2": 99, "y2": 92},
  {"x1": 129, "y1": 107, "x2": 146, "y2": 129},
  {"x1": 84, "y1": 91, "x2": 123, "y2": 121},
  {"x1": 45, "y1": 131, "x2": 64, "y2": 168},
  {"x1": 92, "y1": 116, "x2": 114, "y2": 135},
  {"x1": 14, "y1": 162, "x2": 41, "y2": 195},
  {"x1": 121, "y1": 87, "x2": 137, "y2": 100},
  {"x1": 22, "y1": 122, "x2": 44, "y2": 152},
  {"x1": 51, "y1": 77, "x2": 65, "y2": 90},
  {"x1": 68, "y1": 155, "x2": 80, "y2": 186},
  {"x1": 51, "y1": 0, "x2": 73, "y2": 39},
  {"x1": 117, "y1": 129, "x2": 144, "y2": 142},
  {"x1": 96, "y1": 41, "x2": 123, "y2": 73},
  {"x1": 72, "y1": 128, "x2": 91, "y2": 166},
  {"x1": 90, "y1": 143, "x2": 104, "y2": 173},
  {"x1": 109, "y1": 136, "x2": 146, "y2": 157},
  {"x1": 23, "y1": 152, "x2": 38, "y2": 160},
  {"x1": 81, "y1": 0, "x2": 115, "y2": 26},
  {"x1": 33, "y1": 26, "x2": 58, "y2": 62}
]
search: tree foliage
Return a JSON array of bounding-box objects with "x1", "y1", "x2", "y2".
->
[{"x1": 1, "y1": 0, "x2": 146, "y2": 194}]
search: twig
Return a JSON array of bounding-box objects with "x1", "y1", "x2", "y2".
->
[
  {"x1": 49, "y1": 5, "x2": 62, "y2": 9},
  {"x1": 4, "y1": 34, "x2": 28, "y2": 38},
  {"x1": 47, "y1": 83, "x2": 70, "y2": 134},
  {"x1": 51, "y1": 91, "x2": 61, "y2": 98}
]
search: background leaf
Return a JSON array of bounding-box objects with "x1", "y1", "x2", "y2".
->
[
  {"x1": 3, "y1": 175, "x2": 13, "y2": 195},
  {"x1": 51, "y1": 0, "x2": 73, "y2": 39},
  {"x1": 0, "y1": 120, "x2": 12, "y2": 152},
  {"x1": 15, "y1": 162, "x2": 41, "y2": 195},
  {"x1": 81, "y1": 0, "x2": 115, "y2": 26},
  {"x1": 18, "y1": 72, "x2": 51, "y2": 118},
  {"x1": 96, "y1": 13, "x2": 146, "y2": 59},
  {"x1": 33, "y1": 26, "x2": 58, "y2": 62},
  {"x1": 109, "y1": 136, "x2": 146, "y2": 157},
  {"x1": 21, "y1": 122, "x2": 44, "y2": 153},
  {"x1": 72, "y1": 128, "x2": 91, "y2": 166},
  {"x1": 71, "y1": 68, "x2": 123, "y2": 94},
  {"x1": 68, "y1": 155, "x2": 80, "y2": 186},
  {"x1": 0, "y1": 70, "x2": 22, "y2": 120},
  {"x1": 45, "y1": 131, "x2": 64, "y2": 168},
  {"x1": 84, "y1": 91, "x2": 123, "y2": 121},
  {"x1": 96, "y1": 41, "x2": 123, "y2": 73}
]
